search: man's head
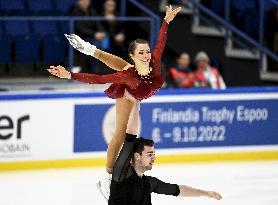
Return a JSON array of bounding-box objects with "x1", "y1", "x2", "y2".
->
[
  {"x1": 195, "y1": 51, "x2": 210, "y2": 70},
  {"x1": 132, "y1": 138, "x2": 155, "y2": 171},
  {"x1": 177, "y1": 52, "x2": 190, "y2": 69}
]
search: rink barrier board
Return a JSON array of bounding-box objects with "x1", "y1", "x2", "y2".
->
[
  {"x1": 1, "y1": 87, "x2": 278, "y2": 171},
  {"x1": 0, "y1": 150, "x2": 278, "y2": 171}
]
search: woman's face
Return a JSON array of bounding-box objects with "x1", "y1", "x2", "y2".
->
[
  {"x1": 104, "y1": 0, "x2": 116, "y2": 12},
  {"x1": 130, "y1": 43, "x2": 151, "y2": 67},
  {"x1": 78, "y1": 0, "x2": 90, "y2": 10},
  {"x1": 177, "y1": 53, "x2": 190, "y2": 68}
]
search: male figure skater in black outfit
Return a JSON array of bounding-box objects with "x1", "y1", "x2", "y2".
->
[{"x1": 98, "y1": 133, "x2": 222, "y2": 204}]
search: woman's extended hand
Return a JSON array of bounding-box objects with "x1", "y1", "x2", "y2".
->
[
  {"x1": 47, "y1": 65, "x2": 71, "y2": 79},
  {"x1": 164, "y1": 5, "x2": 182, "y2": 24}
]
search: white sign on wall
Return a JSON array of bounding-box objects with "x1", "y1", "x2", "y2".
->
[{"x1": 0, "y1": 100, "x2": 73, "y2": 161}]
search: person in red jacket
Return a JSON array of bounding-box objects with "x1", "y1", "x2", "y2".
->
[
  {"x1": 47, "y1": 5, "x2": 181, "y2": 174},
  {"x1": 166, "y1": 52, "x2": 196, "y2": 88},
  {"x1": 194, "y1": 51, "x2": 226, "y2": 89}
]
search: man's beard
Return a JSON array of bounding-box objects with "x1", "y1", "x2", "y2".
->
[{"x1": 145, "y1": 164, "x2": 153, "y2": 171}]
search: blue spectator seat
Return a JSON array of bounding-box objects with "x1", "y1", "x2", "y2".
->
[
  {"x1": 58, "y1": 21, "x2": 70, "y2": 33},
  {"x1": 4, "y1": 21, "x2": 30, "y2": 35},
  {"x1": 42, "y1": 34, "x2": 67, "y2": 63},
  {"x1": 27, "y1": 0, "x2": 55, "y2": 15},
  {"x1": 0, "y1": 34, "x2": 13, "y2": 63},
  {"x1": 0, "y1": 21, "x2": 3, "y2": 34},
  {"x1": 264, "y1": 1, "x2": 277, "y2": 11},
  {"x1": 54, "y1": 0, "x2": 75, "y2": 15},
  {"x1": 0, "y1": 33, "x2": 12, "y2": 76},
  {"x1": 32, "y1": 20, "x2": 59, "y2": 35},
  {"x1": 0, "y1": 0, "x2": 27, "y2": 16},
  {"x1": 14, "y1": 34, "x2": 40, "y2": 63}
]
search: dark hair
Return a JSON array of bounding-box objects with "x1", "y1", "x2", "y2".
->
[
  {"x1": 127, "y1": 39, "x2": 149, "y2": 64},
  {"x1": 133, "y1": 138, "x2": 154, "y2": 155}
]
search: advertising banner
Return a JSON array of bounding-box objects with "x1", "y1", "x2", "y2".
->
[
  {"x1": 1, "y1": 88, "x2": 278, "y2": 165},
  {"x1": 74, "y1": 92, "x2": 278, "y2": 152}
]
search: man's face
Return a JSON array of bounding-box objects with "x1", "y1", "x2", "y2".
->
[
  {"x1": 137, "y1": 146, "x2": 156, "y2": 171},
  {"x1": 197, "y1": 59, "x2": 209, "y2": 70}
]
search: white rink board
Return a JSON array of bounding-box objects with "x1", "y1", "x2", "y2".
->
[
  {"x1": 0, "y1": 97, "x2": 111, "y2": 162},
  {"x1": 1, "y1": 89, "x2": 278, "y2": 163}
]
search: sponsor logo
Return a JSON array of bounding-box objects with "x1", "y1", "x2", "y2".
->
[{"x1": 0, "y1": 115, "x2": 30, "y2": 156}]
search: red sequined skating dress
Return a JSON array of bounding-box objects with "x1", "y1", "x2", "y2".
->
[{"x1": 71, "y1": 20, "x2": 168, "y2": 101}]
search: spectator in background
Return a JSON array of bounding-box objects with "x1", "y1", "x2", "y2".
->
[
  {"x1": 194, "y1": 51, "x2": 226, "y2": 89},
  {"x1": 265, "y1": 6, "x2": 278, "y2": 71},
  {"x1": 70, "y1": 0, "x2": 108, "y2": 73},
  {"x1": 166, "y1": 52, "x2": 196, "y2": 88},
  {"x1": 101, "y1": 0, "x2": 127, "y2": 56},
  {"x1": 71, "y1": 0, "x2": 106, "y2": 43}
]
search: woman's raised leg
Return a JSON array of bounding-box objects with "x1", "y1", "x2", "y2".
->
[{"x1": 94, "y1": 49, "x2": 130, "y2": 71}]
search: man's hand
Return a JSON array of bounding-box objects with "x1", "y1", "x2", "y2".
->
[
  {"x1": 65, "y1": 34, "x2": 97, "y2": 56},
  {"x1": 206, "y1": 191, "x2": 222, "y2": 200},
  {"x1": 164, "y1": 5, "x2": 182, "y2": 24}
]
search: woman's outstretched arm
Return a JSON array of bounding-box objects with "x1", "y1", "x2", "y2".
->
[
  {"x1": 152, "y1": 5, "x2": 181, "y2": 76},
  {"x1": 47, "y1": 65, "x2": 138, "y2": 88}
]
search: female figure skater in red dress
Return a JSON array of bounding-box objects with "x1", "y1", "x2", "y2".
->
[{"x1": 48, "y1": 5, "x2": 181, "y2": 174}]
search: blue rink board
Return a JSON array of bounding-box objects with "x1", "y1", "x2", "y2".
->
[{"x1": 73, "y1": 89, "x2": 278, "y2": 152}]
